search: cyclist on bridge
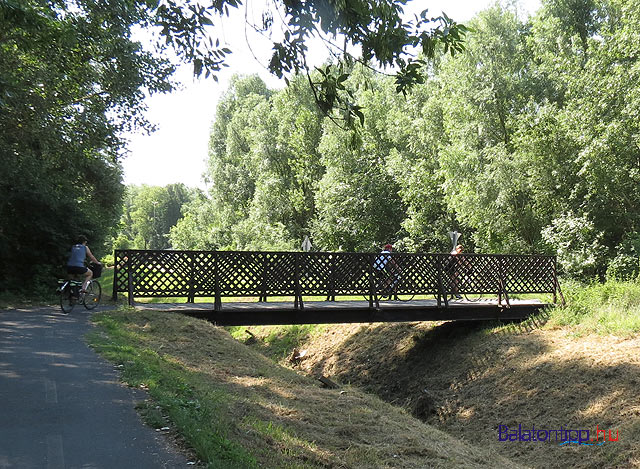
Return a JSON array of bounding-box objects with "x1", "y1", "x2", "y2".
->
[
  {"x1": 374, "y1": 243, "x2": 402, "y2": 291},
  {"x1": 66, "y1": 235, "x2": 101, "y2": 294},
  {"x1": 449, "y1": 244, "x2": 470, "y2": 299}
]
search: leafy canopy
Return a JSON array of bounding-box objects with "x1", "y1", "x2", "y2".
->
[{"x1": 148, "y1": 0, "x2": 469, "y2": 126}]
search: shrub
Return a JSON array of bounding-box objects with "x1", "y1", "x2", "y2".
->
[
  {"x1": 542, "y1": 212, "x2": 607, "y2": 278},
  {"x1": 606, "y1": 233, "x2": 640, "y2": 281}
]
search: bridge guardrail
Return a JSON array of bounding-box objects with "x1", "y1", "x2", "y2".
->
[{"x1": 112, "y1": 250, "x2": 563, "y2": 310}]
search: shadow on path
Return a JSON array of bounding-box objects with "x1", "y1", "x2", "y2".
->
[{"x1": 0, "y1": 306, "x2": 189, "y2": 468}]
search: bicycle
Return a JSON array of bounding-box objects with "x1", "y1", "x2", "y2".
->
[
  {"x1": 58, "y1": 265, "x2": 102, "y2": 313},
  {"x1": 371, "y1": 270, "x2": 415, "y2": 302}
]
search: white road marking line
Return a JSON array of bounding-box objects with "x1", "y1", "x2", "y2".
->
[
  {"x1": 46, "y1": 434, "x2": 65, "y2": 469},
  {"x1": 44, "y1": 378, "x2": 58, "y2": 404}
]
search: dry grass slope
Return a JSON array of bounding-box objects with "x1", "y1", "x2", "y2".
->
[
  {"x1": 94, "y1": 310, "x2": 520, "y2": 468},
  {"x1": 243, "y1": 318, "x2": 640, "y2": 468}
]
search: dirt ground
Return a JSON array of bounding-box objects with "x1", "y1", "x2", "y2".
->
[{"x1": 248, "y1": 316, "x2": 640, "y2": 468}]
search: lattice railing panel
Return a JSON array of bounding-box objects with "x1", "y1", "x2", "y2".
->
[
  {"x1": 262, "y1": 253, "x2": 297, "y2": 296},
  {"x1": 451, "y1": 255, "x2": 503, "y2": 294},
  {"x1": 501, "y1": 255, "x2": 556, "y2": 293},
  {"x1": 113, "y1": 250, "x2": 129, "y2": 293},
  {"x1": 131, "y1": 250, "x2": 192, "y2": 295},
  {"x1": 191, "y1": 251, "x2": 217, "y2": 296},
  {"x1": 331, "y1": 254, "x2": 372, "y2": 295},
  {"x1": 113, "y1": 250, "x2": 558, "y2": 303},
  {"x1": 393, "y1": 254, "x2": 440, "y2": 295},
  {"x1": 216, "y1": 252, "x2": 265, "y2": 296},
  {"x1": 300, "y1": 253, "x2": 333, "y2": 296}
]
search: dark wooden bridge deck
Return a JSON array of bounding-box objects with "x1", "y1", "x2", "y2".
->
[{"x1": 134, "y1": 298, "x2": 550, "y2": 326}]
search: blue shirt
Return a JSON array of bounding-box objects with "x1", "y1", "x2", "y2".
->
[{"x1": 67, "y1": 244, "x2": 87, "y2": 267}]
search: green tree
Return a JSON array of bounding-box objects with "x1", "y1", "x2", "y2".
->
[
  {"x1": 0, "y1": 1, "x2": 174, "y2": 290},
  {"x1": 115, "y1": 184, "x2": 195, "y2": 250},
  {"x1": 311, "y1": 68, "x2": 405, "y2": 251},
  {"x1": 434, "y1": 5, "x2": 549, "y2": 252},
  {"x1": 243, "y1": 75, "x2": 325, "y2": 246},
  {"x1": 176, "y1": 74, "x2": 324, "y2": 251},
  {"x1": 522, "y1": 0, "x2": 640, "y2": 274},
  {"x1": 369, "y1": 73, "x2": 451, "y2": 252}
]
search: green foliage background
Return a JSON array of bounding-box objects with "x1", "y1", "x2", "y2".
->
[
  {"x1": 0, "y1": 0, "x2": 175, "y2": 291},
  {"x1": 5, "y1": 0, "x2": 640, "y2": 294},
  {"x1": 111, "y1": 183, "x2": 198, "y2": 254},
  {"x1": 171, "y1": 0, "x2": 640, "y2": 280}
]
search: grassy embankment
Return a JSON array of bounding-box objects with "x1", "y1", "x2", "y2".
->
[
  {"x1": 549, "y1": 278, "x2": 640, "y2": 335},
  {"x1": 88, "y1": 310, "x2": 518, "y2": 468}
]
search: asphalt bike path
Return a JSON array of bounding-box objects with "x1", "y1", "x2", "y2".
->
[{"x1": 0, "y1": 306, "x2": 190, "y2": 468}]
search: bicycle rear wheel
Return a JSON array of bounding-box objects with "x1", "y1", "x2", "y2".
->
[
  {"x1": 59, "y1": 284, "x2": 75, "y2": 313},
  {"x1": 395, "y1": 293, "x2": 415, "y2": 301},
  {"x1": 463, "y1": 294, "x2": 482, "y2": 302},
  {"x1": 83, "y1": 280, "x2": 101, "y2": 310},
  {"x1": 374, "y1": 283, "x2": 392, "y2": 302},
  {"x1": 373, "y1": 273, "x2": 393, "y2": 303}
]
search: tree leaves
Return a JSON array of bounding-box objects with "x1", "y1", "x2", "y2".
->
[
  {"x1": 0, "y1": 0, "x2": 173, "y2": 290},
  {"x1": 143, "y1": 1, "x2": 469, "y2": 129}
]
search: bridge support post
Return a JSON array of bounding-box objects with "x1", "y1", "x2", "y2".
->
[
  {"x1": 369, "y1": 253, "x2": 378, "y2": 309},
  {"x1": 112, "y1": 250, "x2": 119, "y2": 302},
  {"x1": 328, "y1": 254, "x2": 336, "y2": 301},
  {"x1": 294, "y1": 253, "x2": 304, "y2": 310},
  {"x1": 214, "y1": 253, "x2": 221, "y2": 311},
  {"x1": 436, "y1": 255, "x2": 445, "y2": 308},
  {"x1": 126, "y1": 252, "x2": 134, "y2": 307},
  {"x1": 259, "y1": 254, "x2": 268, "y2": 302},
  {"x1": 498, "y1": 256, "x2": 510, "y2": 308},
  {"x1": 553, "y1": 261, "x2": 566, "y2": 306}
]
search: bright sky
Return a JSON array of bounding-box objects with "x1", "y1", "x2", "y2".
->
[{"x1": 122, "y1": 0, "x2": 541, "y2": 189}]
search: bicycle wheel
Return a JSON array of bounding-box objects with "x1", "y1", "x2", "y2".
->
[
  {"x1": 464, "y1": 293, "x2": 482, "y2": 302},
  {"x1": 60, "y1": 284, "x2": 75, "y2": 313},
  {"x1": 375, "y1": 291, "x2": 392, "y2": 302},
  {"x1": 83, "y1": 280, "x2": 101, "y2": 310},
  {"x1": 373, "y1": 273, "x2": 393, "y2": 303},
  {"x1": 395, "y1": 293, "x2": 415, "y2": 301},
  {"x1": 434, "y1": 292, "x2": 462, "y2": 302},
  {"x1": 374, "y1": 283, "x2": 392, "y2": 302}
]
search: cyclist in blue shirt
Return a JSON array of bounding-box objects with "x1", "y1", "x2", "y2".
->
[{"x1": 66, "y1": 235, "x2": 101, "y2": 294}]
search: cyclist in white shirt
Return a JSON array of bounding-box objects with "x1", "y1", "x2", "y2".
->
[{"x1": 374, "y1": 243, "x2": 401, "y2": 293}]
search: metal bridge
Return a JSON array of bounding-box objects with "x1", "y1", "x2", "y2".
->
[{"x1": 113, "y1": 250, "x2": 562, "y2": 325}]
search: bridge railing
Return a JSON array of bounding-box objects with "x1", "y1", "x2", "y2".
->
[{"x1": 112, "y1": 250, "x2": 561, "y2": 309}]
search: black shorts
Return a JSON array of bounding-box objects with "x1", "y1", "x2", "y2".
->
[{"x1": 67, "y1": 265, "x2": 88, "y2": 275}]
